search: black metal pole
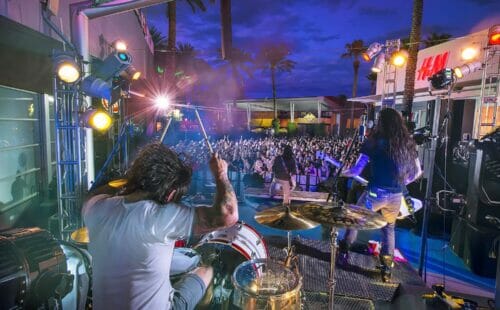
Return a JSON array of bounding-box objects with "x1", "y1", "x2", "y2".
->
[{"x1": 418, "y1": 95, "x2": 442, "y2": 277}]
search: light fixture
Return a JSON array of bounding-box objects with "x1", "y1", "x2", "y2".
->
[
  {"x1": 52, "y1": 51, "x2": 81, "y2": 83},
  {"x1": 391, "y1": 50, "x2": 408, "y2": 67},
  {"x1": 155, "y1": 95, "x2": 171, "y2": 110},
  {"x1": 428, "y1": 68, "x2": 455, "y2": 89},
  {"x1": 487, "y1": 24, "x2": 500, "y2": 46},
  {"x1": 114, "y1": 40, "x2": 127, "y2": 51},
  {"x1": 453, "y1": 61, "x2": 482, "y2": 79},
  {"x1": 460, "y1": 47, "x2": 478, "y2": 61},
  {"x1": 93, "y1": 51, "x2": 132, "y2": 81},
  {"x1": 371, "y1": 53, "x2": 386, "y2": 73},
  {"x1": 81, "y1": 76, "x2": 111, "y2": 101},
  {"x1": 362, "y1": 42, "x2": 383, "y2": 62},
  {"x1": 82, "y1": 109, "x2": 113, "y2": 131},
  {"x1": 120, "y1": 66, "x2": 141, "y2": 81}
]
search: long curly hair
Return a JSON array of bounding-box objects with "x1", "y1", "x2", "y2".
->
[
  {"x1": 370, "y1": 108, "x2": 418, "y2": 183},
  {"x1": 122, "y1": 143, "x2": 192, "y2": 204}
]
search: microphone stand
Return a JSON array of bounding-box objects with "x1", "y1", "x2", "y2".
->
[{"x1": 326, "y1": 126, "x2": 359, "y2": 310}]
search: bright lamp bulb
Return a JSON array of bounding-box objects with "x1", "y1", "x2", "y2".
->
[
  {"x1": 155, "y1": 96, "x2": 170, "y2": 110},
  {"x1": 461, "y1": 47, "x2": 478, "y2": 61},
  {"x1": 58, "y1": 63, "x2": 80, "y2": 83},
  {"x1": 488, "y1": 24, "x2": 500, "y2": 46},
  {"x1": 453, "y1": 61, "x2": 482, "y2": 79},
  {"x1": 132, "y1": 71, "x2": 141, "y2": 80},
  {"x1": 391, "y1": 50, "x2": 408, "y2": 67},
  {"x1": 90, "y1": 111, "x2": 112, "y2": 131},
  {"x1": 115, "y1": 41, "x2": 127, "y2": 51}
]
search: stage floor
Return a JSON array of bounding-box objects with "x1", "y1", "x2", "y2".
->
[{"x1": 231, "y1": 193, "x2": 496, "y2": 309}]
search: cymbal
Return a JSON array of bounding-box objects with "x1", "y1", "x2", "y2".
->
[
  {"x1": 298, "y1": 202, "x2": 387, "y2": 230},
  {"x1": 255, "y1": 205, "x2": 320, "y2": 231},
  {"x1": 70, "y1": 227, "x2": 89, "y2": 244},
  {"x1": 108, "y1": 178, "x2": 128, "y2": 188}
]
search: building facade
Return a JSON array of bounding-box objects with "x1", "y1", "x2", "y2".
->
[{"x1": 0, "y1": 0, "x2": 156, "y2": 229}]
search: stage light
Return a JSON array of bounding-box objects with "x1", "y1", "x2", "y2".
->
[
  {"x1": 453, "y1": 61, "x2": 482, "y2": 79},
  {"x1": 114, "y1": 40, "x2": 127, "y2": 51},
  {"x1": 81, "y1": 76, "x2": 111, "y2": 101},
  {"x1": 93, "y1": 51, "x2": 132, "y2": 81},
  {"x1": 362, "y1": 42, "x2": 383, "y2": 61},
  {"x1": 82, "y1": 109, "x2": 113, "y2": 131},
  {"x1": 371, "y1": 53, "x2": 386, "y2": 73},
  {"x1": 52, "y1": 52, "x2": 80, "y2": 83},
  {"x1": 391, "y1": 50, "x2": 408, "y2": 67},
  {"x1": 155, "y1": 95, "x2": 171, "y2": 110},
  {"x1": 428, "y1": 68, "x2": 454, "y2": 89},
  {"x1": 488, "y1": 24, "x2": 500, "y2": 46},
  {"x1": 120, "y1": 66, "x2": 141, "y2": 81},
  {"x1": 460, "y1": 47, "x2": 478, "y2": 61}
]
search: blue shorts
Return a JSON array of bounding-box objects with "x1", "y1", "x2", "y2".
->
[{"x1": 171, "y1": 273, "x2": 206, "y2": 310}]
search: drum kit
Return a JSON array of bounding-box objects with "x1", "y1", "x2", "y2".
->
[{"x1": 66, "y1": 183, "x2": 387, "y2": 309}]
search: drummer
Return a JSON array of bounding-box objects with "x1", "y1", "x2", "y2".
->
[
  {"x1": 83, "y1": 143, "x2": 238, "y2": 310},
  {"x1": 339, "y1": 108, "x2": 422, "y2": 282}
]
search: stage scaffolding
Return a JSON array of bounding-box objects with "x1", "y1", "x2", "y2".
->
[{"x1": 53, "y1": 77, "x2": 87, "y2": 240}]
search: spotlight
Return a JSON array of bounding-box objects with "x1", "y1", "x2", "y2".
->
[
  {"x1": 487, "y1": 24, "x2": 500, "y2": 46},
  {"x1": 155, "y1": 95, "x2": 171, "y2": 110},
  {"x1": 114, "y1": 40, "x2": 127, "y2": 51},
  {"x1": 81, "y1": 76, "x2": 111, "y2": 101},
  {"x1": 391, "y1": 50, "x2": 408, "y2": 67},
  {"x1": 52, "y1": 51, "x2": 80, "y2": 83},
  {"x1": 362, "y1": 42, "x2": 383, "y2": 62},
  {"x1": 428, "y1": 68, "x2": 455, "y2": 89},
  {"x1": 93, "y1": 51, "x2": 132, "y2": 81},
  {"x1": 371, "y1": 53, "x2": 386, "y2": 73},
  {"x1": 453, "y1": 61, "x2": 482, "y2": 79},
  {"x1": 460, "y1": 47, "x2": 478, "y2": 61},
  {"x1": 82, "y1": 109, "x2": 113, "y2": 131},
  {"x1": 120, "y1": 66, "x2": 141, "y2": 81}
]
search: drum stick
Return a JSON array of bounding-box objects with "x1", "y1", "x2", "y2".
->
[
  {"x1": 194, "y1": 109, "x2": 214, "y2": 154},
  {"x1": 160, "y1": 117, "x2": 173, "y2": 143}
]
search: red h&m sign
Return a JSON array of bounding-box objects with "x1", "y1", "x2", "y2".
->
[{"x1": 417, "y1": 52, "x2": 449, "y2": 81}]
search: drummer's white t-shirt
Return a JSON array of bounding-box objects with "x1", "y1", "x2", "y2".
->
[{"x1": 83, "y1": 194, "x2": 194, "y2": 310}]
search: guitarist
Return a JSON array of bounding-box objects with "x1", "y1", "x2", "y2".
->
[{"x1": 339, "y1": 108, "x2": 422, "y2": 282}]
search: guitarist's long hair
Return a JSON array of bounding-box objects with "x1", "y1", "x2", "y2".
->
[{"x1": 369, "y1": 108, "x2": 418, "y2": 184}]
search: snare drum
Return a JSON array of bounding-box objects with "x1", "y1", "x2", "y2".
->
[
  {"x1": 194, "y1": 222, "x2": 268, "y2": 307},
  {"x1": 232, "y1": 259, "x2": 302, "y2": 310}
]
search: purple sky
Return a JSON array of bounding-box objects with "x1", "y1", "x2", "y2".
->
[{"x1": 144, "y1": 0, "x2": 500, "y2": 99}]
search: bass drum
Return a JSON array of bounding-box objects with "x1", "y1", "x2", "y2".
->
[
  {"x1": 195, "y1": 222, "x2": 268, "y2": 308},
  {"x1": 60, "y1": 241, "x2": 92, "y2": 310}
]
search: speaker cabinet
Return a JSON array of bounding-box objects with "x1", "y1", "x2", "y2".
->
[{"x1": 450, "y1": 216, "x2": 497, "y2": 278}]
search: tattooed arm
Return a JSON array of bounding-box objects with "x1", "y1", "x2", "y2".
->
[{"x1": 194, "y1": 153, "x2": 239, "y2": 234}]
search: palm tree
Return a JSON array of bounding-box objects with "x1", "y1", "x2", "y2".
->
[
  {"x1": 257, "y1": 43, "x2": 296, "y2": 118},
  {"x1": 403, "y1": 0, "x2": 424, "y2": 122},
  {"x1": 423, "y1": 32, "x2": 452, "y2": 48},
  {"x1": 149, "y1": 25, "x2": 166, "y2": 49},
  {"x1": 367, "y1": 72, "x2": 377, "y2": 95},
  {"x1": 220, "y1": 47, "x2": 254, "y2": 98},
  {"x1": 166, "y1": 0, "x2": 213, "y2": 81},
  {"x1": 341, "y1": 39, "x2": 366, "y2": 98}
]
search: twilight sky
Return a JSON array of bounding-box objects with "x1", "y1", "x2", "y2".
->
[{"x1": 144, "y1": 0, "x2": 500, "y2": 100}]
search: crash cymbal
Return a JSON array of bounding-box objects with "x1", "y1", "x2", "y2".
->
[
  {"x1": 298, "y1": 202, "x2": 387, "y2": 230},
  {"x1": 70, "y1": 227, "x2": 89, "y2": 244},
  {"x1": 255, "y1": 205, "x2": 320, "y2": 231},
  {"x1": 108, "y1": 178, "x2": 128, "y2": 188}
]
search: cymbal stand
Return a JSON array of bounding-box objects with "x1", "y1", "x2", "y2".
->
[
  {"x1": 328, "y1": 227, "x2": 339, "y2": 310},
  {"x1": 284, "y1": 229, "x2": 298, "y2": 270}
]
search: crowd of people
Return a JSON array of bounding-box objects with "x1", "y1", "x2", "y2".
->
[{"x1": 172, "y1": 136, "x2": 362, "y2": 186}]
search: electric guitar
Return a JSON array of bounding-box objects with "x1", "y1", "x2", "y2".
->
[{"x1": 315, "y1": 151, "x2": 422, "y2": 219}]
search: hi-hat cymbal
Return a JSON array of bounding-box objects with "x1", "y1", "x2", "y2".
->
[
  {"x1": 255, "y1": 205, "x2": 320, "y2": 231},
  {"x1": 70, "y1": 227, "x2": 89, "y2": 244},
  {"x1": 298, "y1": 202, "x2": 387, "y2": 230}
]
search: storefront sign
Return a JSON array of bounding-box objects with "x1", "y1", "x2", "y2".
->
[
  {"x1": 135, "y1": 9, "x2": 154, "y2": 54},
  {"x1": 416, "y1": 51, "x2": 449, "y2": 81}
]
